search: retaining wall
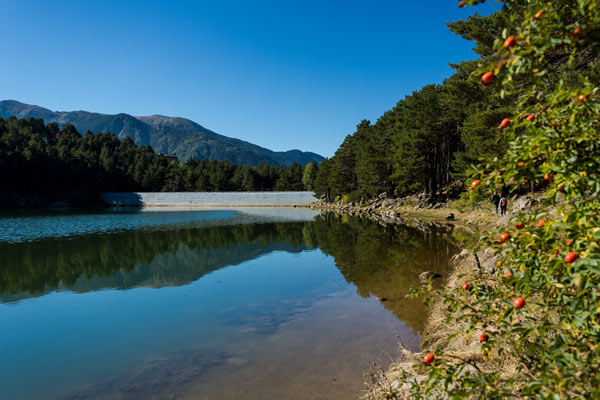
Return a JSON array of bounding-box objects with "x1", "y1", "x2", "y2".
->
[{"x1": 101, "y1": 192, "x2": 318, "y2": 206}]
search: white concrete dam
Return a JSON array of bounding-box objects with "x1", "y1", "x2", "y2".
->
[{"x1": 101, "y1": 192, "x2": 318, "y2": 207}]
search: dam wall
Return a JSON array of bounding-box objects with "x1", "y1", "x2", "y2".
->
[{"x1": 101, "y1": 192, "x2": 318, "y2": 207}]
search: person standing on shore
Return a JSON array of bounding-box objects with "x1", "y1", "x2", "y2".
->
[
  {"x1": 500, "y1": 196, "x2": 508, "y2": 216},
  {"x1": 492, "y1": 193, "x2": 500, "y2": 214}
]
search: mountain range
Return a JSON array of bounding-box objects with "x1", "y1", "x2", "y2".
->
[{"x1": 0, "y1": 100, "x2": 324, "y2": 166}]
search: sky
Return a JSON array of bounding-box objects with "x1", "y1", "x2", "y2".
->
[{"x1": 0, "y1": 0, "x2": 498, "y2": 157}]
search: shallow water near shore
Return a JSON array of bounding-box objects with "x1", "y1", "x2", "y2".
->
[{"x1": 0, "y1": 207, "x2": 458, "y2": 399}]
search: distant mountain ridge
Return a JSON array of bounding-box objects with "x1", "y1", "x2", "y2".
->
[{"x1": 0, "y1": 100, "x2": 324, "y2": 166}]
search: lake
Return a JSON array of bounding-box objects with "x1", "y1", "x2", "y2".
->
[{"x1": 0, "y1": 207, "x2": 458, "y2": 399}]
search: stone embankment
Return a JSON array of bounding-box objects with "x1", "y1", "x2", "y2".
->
[{"x1": 101, "y1": 191, "x2": 318, "y2": 207}]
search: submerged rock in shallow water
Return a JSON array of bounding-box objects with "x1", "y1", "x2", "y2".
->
[{"x1": 419, "y1": 271, "x2": 442, "y2": 281}]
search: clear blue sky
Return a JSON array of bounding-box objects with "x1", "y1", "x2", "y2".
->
[{"x1": 1, "y1": 0, "x2": 498, "y2": 157}]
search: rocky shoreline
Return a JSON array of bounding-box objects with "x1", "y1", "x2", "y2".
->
[
  {"x1": 307, "y1": 193, "x2": 455, "y2": 229},
  {"x1": 308, "y1": 191, "x2": 541, "y2": 231}
]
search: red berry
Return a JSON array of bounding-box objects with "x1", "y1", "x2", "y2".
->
[
  {"x1": 423, "y1": 353, "x2": 435, "y2": 364},
  {"x1": 509, "y1": 291, "x2": 515, "y2": 298},
  {"x1": 579, "y1": 95, "x2": 587, "y2": 101},
  {"x1": 544, "y1": 172, "x2": 554, "y2": 181},
  {"x1": 557, "y1": 184, "x2": 565, "y2": 191},
  {"x1": 572, "y1": 27, "x2": 583, "y2": 40},
  {"x1": 463, "y1": 283, "x2": 470, "y2": 290},
  {"x1": 500, "y1": 118, "x2": 511, "y2": 128},
  {"x1": 471, "y1": 179, "x2": 480, "y2": 190},
  {"x1": 553, "y1": 249, "x2": 559, "y2": 256},
  {"x1": 501, "y1": 233, "x2": 511, "y2": 242},
  {"x1": 538, "y1": 218, "x2": 546, "y2": 227},
  {"x1": 458, "y1": 0, "x2": 467, "y2": 7},
  {"x1": 514, "y1": 297, "x2": 525, "y2": 309},
  {"x1": 497, "y1": 260, "x2": 503, "y2": 267},
  {"x1": 503, "y1": 36, "x2": 516, "y2": 48},
  {"x1": 518, "y1": 161, "x2": 526, "y2": 170},
  {"x1": 566, "y1": 239, "x2": 573, "y2": 246},
  {"x1": 565, "y1": 252, "x2": 578, "y2": 263},
  {"x1": 535, "y1": 10, "x2": 545, "y2": 20},
  {"x1": 516, "y1": 222, "x2": 525, "y2": 229},
  {"x1": 504, "y1": 272, "x2": 512, "y2": 279},
  {"x1": 481, "y1": 72, "x2": 495, "y2": 84},
  {"x1": 526, "y1": 114, "x2": 535, "y2": 122},
  {"x1": 480, "y1": 333, "x2": 489, "y2": 343}
]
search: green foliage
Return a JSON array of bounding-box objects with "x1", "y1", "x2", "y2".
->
[
  {"x1": 395, "y1": 1, "x2": 600, "y2": 399},
  {"x1": 314, "y1": 158, "x2": 333, "y2": 200},
  {"x1": 274, "y1": 161, "x2": 304, "y2": 191},
  {"x1": 355, "y1": 116, "x2": 396, "y2": 197},
  {"x1": 392, "y1": 84, "x2": 464, "y2": 196},
  {"x1": 331, "y1": 134, "x2": 358, "y2": 195},
  {"x1": 446, "y1": 2, "x2": 524, "y2": 57},
  {"x1": 302, "y1": 161, "x2": 318, "y2": 191}
]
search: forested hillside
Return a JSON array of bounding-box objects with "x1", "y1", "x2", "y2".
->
[
  {"x1": 314, "y1": 2, "x2": 599, "y2": 202},
  {"x1": 0, "y1": 116, "x2": 318, "y2": 206},
  {"x1": 0, "y1": 100, "x2": 324, "y2": 166}
]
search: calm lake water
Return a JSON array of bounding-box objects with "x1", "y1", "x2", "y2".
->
[{"x1": 0, "y1": 207, "x2": 458, "y2": 400}]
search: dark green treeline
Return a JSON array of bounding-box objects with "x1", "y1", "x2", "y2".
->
[{"x1": 0, "y1": 116, "x2": 318, "y2": 205}]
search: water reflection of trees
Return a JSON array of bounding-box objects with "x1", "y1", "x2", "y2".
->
[
  {"x1": 1, "y1": 213, "x2": 459, "y2": 328},
  {"x1": 313, "y1": 214, "x2": 459, "y2": 332},
  {"x1": 0, "y1": 222, "x2": 311, "y2": 301}
]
